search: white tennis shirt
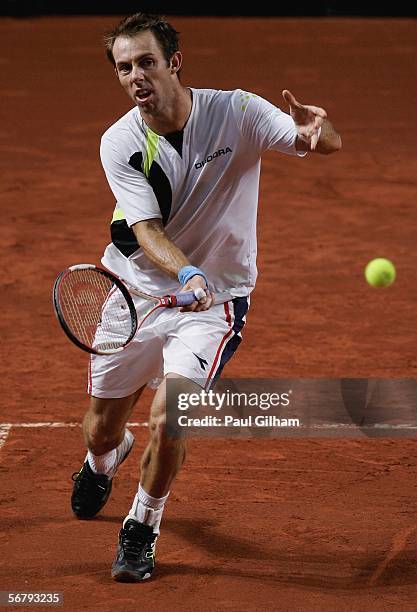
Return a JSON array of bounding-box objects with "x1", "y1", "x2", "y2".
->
[{"x1": 100, "y1": 88, "x2": 304, "y2": 297}]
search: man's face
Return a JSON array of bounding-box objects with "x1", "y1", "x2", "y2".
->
[{"x1": 112, "y1": 30, "x2": 180, "y2": 115}]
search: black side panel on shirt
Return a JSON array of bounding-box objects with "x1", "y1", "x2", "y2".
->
[
  {"x1": 147, "y1": 162, "x2": 172, "y2": 226},
  {"x1": 110, "y1": 151, "x2": 173, "y2": 257},
  {"x1": 165, "y1": 131, "x2": 183, "y2": 158},
  {"x1": 110, "y1": 220, "x2": 140, "y2": 258}
]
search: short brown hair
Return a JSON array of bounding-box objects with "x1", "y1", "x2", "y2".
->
[{"x1": 104, "y1": 13, "x2": 180, "y2": 67}]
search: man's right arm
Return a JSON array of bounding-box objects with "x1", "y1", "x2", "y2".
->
[
  {"x1": 101, "y1": 135, "x2": 213, "y2": 311},
  {"x1": 132, "y1": 219, "x2": 214, "y2": 312}
]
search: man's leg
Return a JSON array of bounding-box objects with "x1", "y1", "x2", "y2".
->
[
  {"x1": 111, "y1": 373, "x2": 199, "y2": 582},
  {"x1": 140, "y1": 372, "x2": 190, "y2": 496},
  {"x1": 71, "y1": 387, "x2": 145, "y2": 519}
]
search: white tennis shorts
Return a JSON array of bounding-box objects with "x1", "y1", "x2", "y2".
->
[{"x1": 88, "y1": 296, "x2": 249, "y2": 398}]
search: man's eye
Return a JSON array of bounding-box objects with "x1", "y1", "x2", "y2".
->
[
  {"x1": 119, "y1": 65, "x2": 130, "y2": 73},
  {"x1": 142, "y1": 59, "x2": 154, "y2": 67}
]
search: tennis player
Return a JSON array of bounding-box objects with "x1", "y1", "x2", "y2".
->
[{"x1": 71, "y1": 13, "x2": 342, "y2": 582}]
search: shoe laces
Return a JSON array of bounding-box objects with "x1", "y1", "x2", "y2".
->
[
  {"x1": 122, "y1": 523, "x2": 152, "y2": 560},
  {"x1": 71, "y1": 467, "x2": 84, "y2": 483},
  {"x1": 71, "y1": 466, "x2": 106, "y2": 494}
]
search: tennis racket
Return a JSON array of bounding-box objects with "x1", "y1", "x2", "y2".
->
[{"x1": 52, "y1": 264, "x2": 207, "y2": 355}]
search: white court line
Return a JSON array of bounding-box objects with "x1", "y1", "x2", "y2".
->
[
  {"x1": 0, "y1": 424, "x2": 11, "y2": 451},
  {"x1": 0, "y1": 422, "x2": 415, "y2": 458},
  {"x1": 0, "y1": 422, "x2": 149, "y2": 428},
  {"x1": 0, "y1": 422, "x2": 416, "y2": 430}
]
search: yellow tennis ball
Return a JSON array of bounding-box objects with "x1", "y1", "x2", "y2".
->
[{"x1": 364, "y1": 258, "x2": 396, "y2": 287}]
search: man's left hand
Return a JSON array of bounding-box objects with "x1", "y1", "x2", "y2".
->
[{"x1": 282, "y1": 89, "x2": 327, "y2": 151}]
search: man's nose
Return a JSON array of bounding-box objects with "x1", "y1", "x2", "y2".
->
[{"x1": 130, "y1": 65, "x2": 144, "y2": 84}]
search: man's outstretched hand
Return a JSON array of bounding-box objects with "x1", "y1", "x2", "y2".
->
[{"x1": 282, "y1": 89, "x2": 327, "y2": 151}]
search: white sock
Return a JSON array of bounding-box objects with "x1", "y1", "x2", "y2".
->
[
  {"x1": 125, "y1": 486, "x2": 170, "y2": 534},
  {"x1": 87, "y1": 448, "x2": 116, "y2": 475},
  {"x1": 87, "y1": 430, "x2": 129, "y2": 476},
  {"x1": 138, "y1": 484, "x2": 169, "y2": 510}
]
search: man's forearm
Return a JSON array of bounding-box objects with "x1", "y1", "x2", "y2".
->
[{"x1": 132, "y1": 218, "x2": 190, "y2": 279}]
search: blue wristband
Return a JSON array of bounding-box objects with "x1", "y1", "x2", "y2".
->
[{"x1": 178, "y1": 265, "x2": 208, "y2": 287}]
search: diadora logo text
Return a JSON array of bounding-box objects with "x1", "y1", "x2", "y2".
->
[{"x1": 195, "y1": 147, "x2": 232, "y2": 169}]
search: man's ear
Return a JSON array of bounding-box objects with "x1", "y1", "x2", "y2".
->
[{"x1": 170, "y1": 51, "x2": 182, "y2": 74}]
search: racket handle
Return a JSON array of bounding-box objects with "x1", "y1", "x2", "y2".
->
[{"x1": 174, "y1": 288, "x2": 206, "y2": 306}]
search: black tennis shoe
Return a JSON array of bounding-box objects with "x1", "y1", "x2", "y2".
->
[
  {"x1": 71, "y1": 429, "x2": 135, "y2": 519},
  {"x1": 111, "y1": 519, "x2": 157, "y2": 582},
  {"x1": 71, "y1": 461, "x2": 112, "y2": 519}
]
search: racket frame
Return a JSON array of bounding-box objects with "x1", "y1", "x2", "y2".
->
[{"x1": 52, "y1": 264, "x2": 138, "y2": 355}]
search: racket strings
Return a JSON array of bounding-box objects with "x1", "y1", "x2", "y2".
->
[
  {"x1": 64, "y1": 271, "x2": 103, "y2": 339},
  {"x1": 59, "y1": 269, "x2": 133, "y2": 351}
]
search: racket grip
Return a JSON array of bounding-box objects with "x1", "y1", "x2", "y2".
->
[{"x1": 174, "y1": 289, "x2": 205, "y2": 306}]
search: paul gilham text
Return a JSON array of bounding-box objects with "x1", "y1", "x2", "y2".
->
[{"x1": 178, "y1": 415, "x2": 300, "y2": 428}]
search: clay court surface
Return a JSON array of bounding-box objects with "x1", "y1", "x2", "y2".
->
[{"x1": 1, "y1": 15, "x2": 417, "y2": 611}]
